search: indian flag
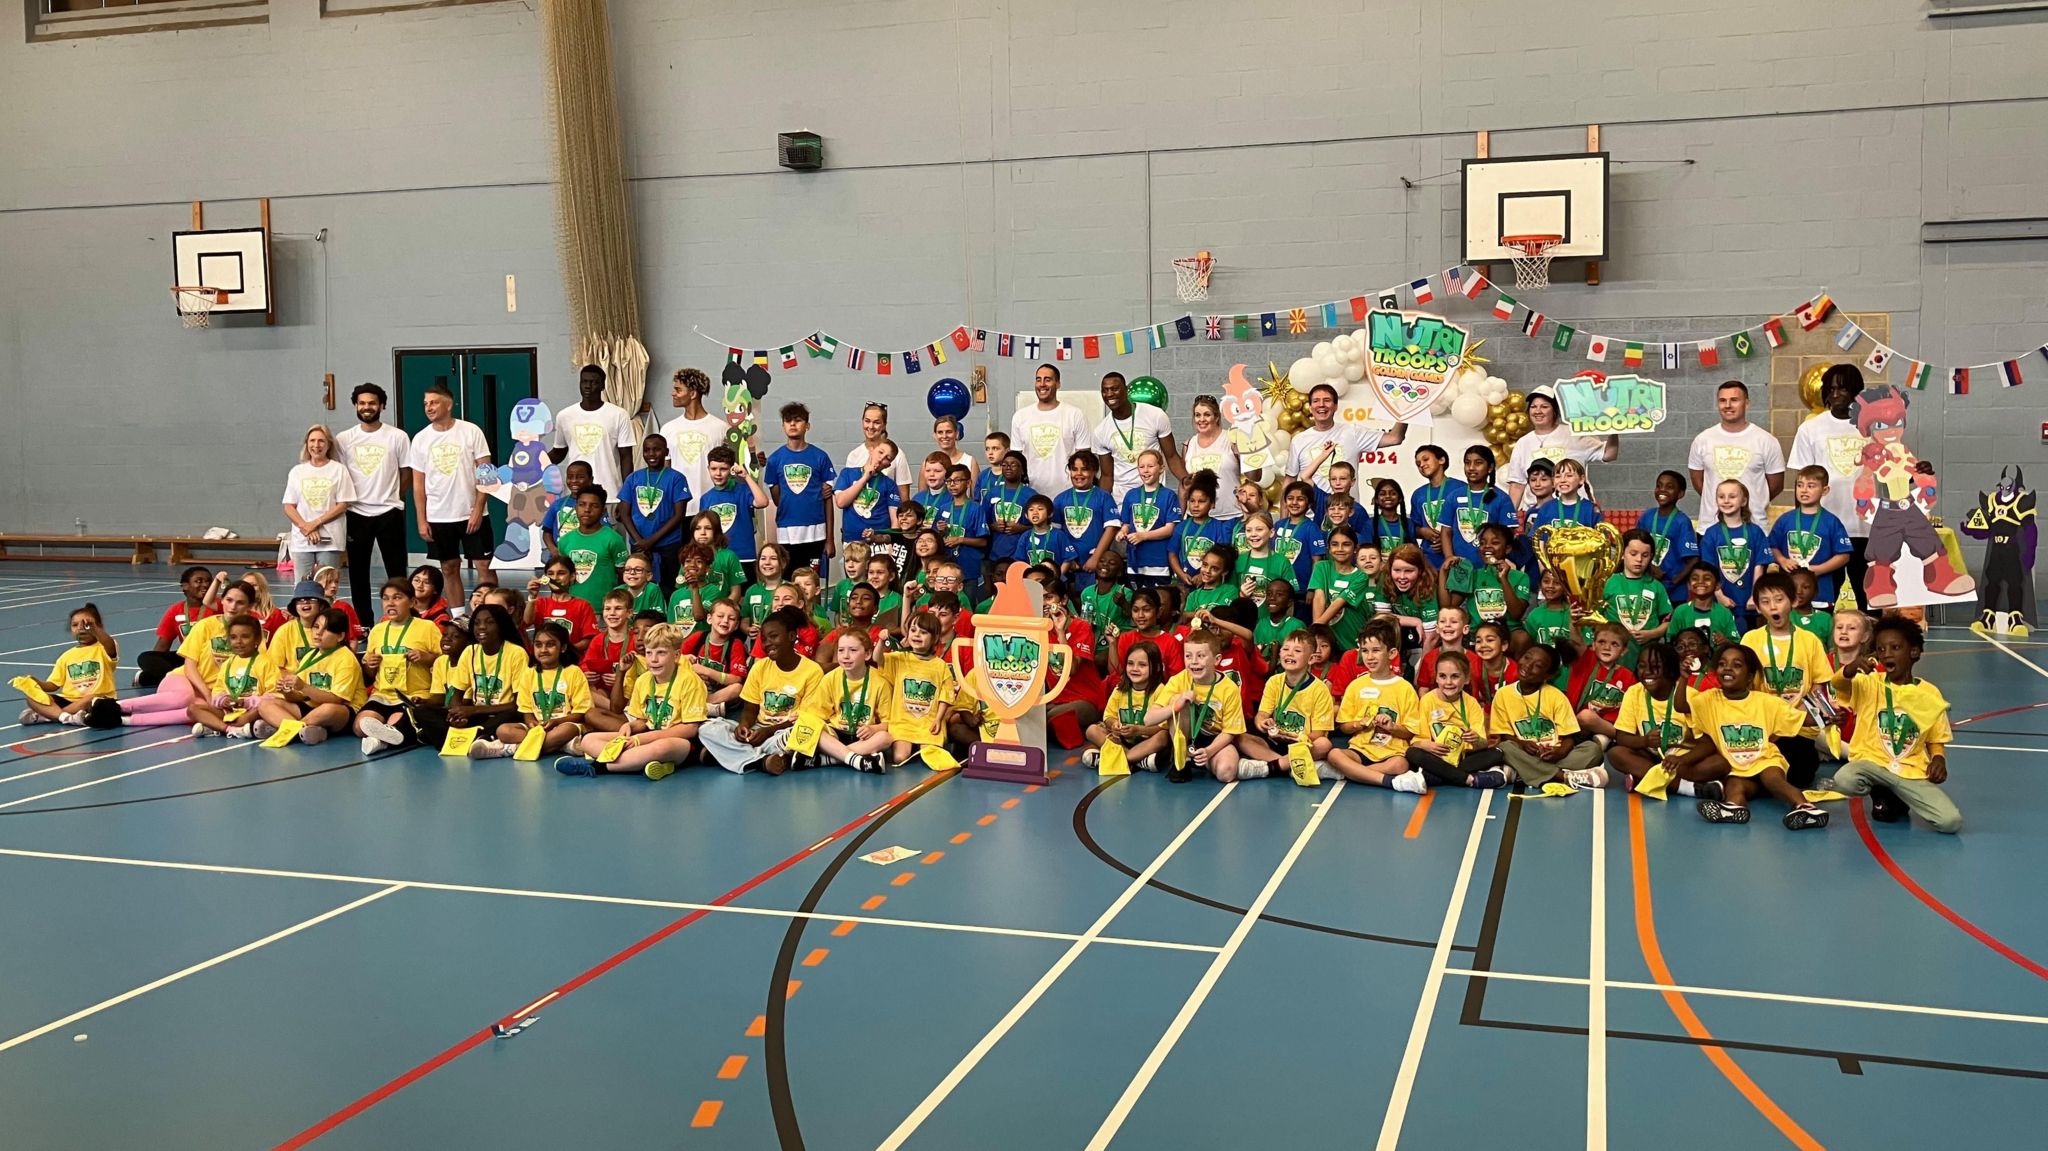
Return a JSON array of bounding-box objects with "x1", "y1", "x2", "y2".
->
[{"x1": 1904, "y1": 360, "x2": 1931, "y2": 390}]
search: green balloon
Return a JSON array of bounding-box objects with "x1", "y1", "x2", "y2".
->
[{"x1": 1128, "y1": 375, "x2": 1167, "y2": 409}]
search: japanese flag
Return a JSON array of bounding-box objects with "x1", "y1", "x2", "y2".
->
[{"x1": 1586, "y1": 336, "x2": 1611, "y2": 362}]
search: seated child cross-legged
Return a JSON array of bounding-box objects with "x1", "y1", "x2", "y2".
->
[
  {"x1": 1598, "y1": 641, "x2": 1690, "y2": 792},
  {"x1": 879, "y1": 610, "x2": 958, "y2": 768},
  {"x1": 1085, "y1": 640, "x2": 1173, "y2": 773},
  {"x1": 252, "y1": 608, "x2": 365, "y2": 745},
  {"x1": 1145, "y1": 629, "x2": 1245, "y2": 783},
  {"x1": 808, "y1": 629, "x2": 896, "y2": 773},
  {"x1": 188, "y1": 615, "x2": 279, "y2": 739},
  {"x1": 1673, "y1": 643, "x2": 1829, "y2": 829},
  {"x1": 1818, "y1": 616, "x2": 1962, "y2": 833},
  {"x1": 1237, "y1": 631, "x2": 1334, "y2": 780},
  {"x1": 1325, "y1": 620, "x2": 1426, "y2": 792},
  {"x1": 1399, "y1": 651, "x2": 1504, "y2": 789},
  {"x1": 698, "y1": 607, "x2": 824, "y2": 776},
  {"x1": 1485, "y1": 642, "x2": 1604, "y2": 789},
  {"x1": 559, "y1": 622, "x2": 707, "y2": 778},
  {"x1": 474, "y1": 621, "x2": 590, "y2": 760}
]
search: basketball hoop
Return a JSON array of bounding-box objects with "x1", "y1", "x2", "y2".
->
[
  {"x1": 1172, "y1": 251, "x2": 1213, "y2": 303},
  {"x1": 1501, "y1": 234, "x2": 1563, "y2": 291},
  {"x1": 172, "y1": 286, "x2": 229, "y2": 328}
]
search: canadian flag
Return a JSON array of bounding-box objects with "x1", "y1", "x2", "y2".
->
[{"x1": 1585, "y1": 335, "x2": 1611, "y2": 362}]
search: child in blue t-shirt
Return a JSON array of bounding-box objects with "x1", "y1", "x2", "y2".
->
[
  {"x1": 1170, "y1": 470, "x2": 1231, "y2": 587},
  {"x1": 834, "y1": 441, "x2": 901, "y2": 548},
  {"x1": 1273, "y1": 481, "x2": 1328, "y2": 590},
  {"x1": 764, "y1": 402, "x2": 835, "y2": 568},
  {"x1": 1768, "y1": 465, "x2": 1855, "y2": 608},
  {"x1": 982, "y1": 450, "x2": 1037, "y2": 568},
  {"x1": 1640, "y1": 469, "x2": 1700, "y2": 595},
  {"x1": 1054, "y1": 450, "x2": 1122, "y2": 579},
  {"x1": 1017, "y1": 493, "x2": 1069, "y2": 569},
  {"x1": 543, "y1": 459, "x2": 594, "y2": 560},
  {"x1": 1699, "y1": 478, "x2": 1770, "y2": 620},
  {"x1": 931, "y1": 464, "x2": 991, "y2": 587},
  {"x1": 1120, "y1": 448, "x2": 1181, "y2": 587},
  {"x1": 1525, "y1": 458, "x2": 1602, "y2": 536},
  {"x1": 973, "y1": 432, "x2": 1010, "y2": 505},
  {"x1": 1409, "y1": 445, "x2": 1468, "y2": 567},
  {"x1": 697, "y1": 445, "x2": 763, "y2": 566},
  {"x1": 1446, "y1": 446, "x2": 1519, "y2": 566}
]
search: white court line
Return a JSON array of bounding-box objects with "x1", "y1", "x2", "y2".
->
[
  {"x1": 1986, "y1": 635, "x2": 2048, "y2": 680},
  {"x1": 1084, "y1": 782, "x2": 1343, "y2": 1150},
  {"x1": 0, "y1": 626, "x2": 153, "y2": 657},
  {"x1": 1946, "y1": 743, "x2": 2046, "y2": 754},
  {"x1": 0, "y1": 741, "x2": 249, "y2": 809},
  {"x1": 877, "y1": 782, "x2": 1239, "y2": 1151},
  {"x1": 0, "y1": 846, "x2": 1224, "y2": 955},
  {"x1": 0, "y1": 734, "x2": 190, "y2": 787},
  {"x1": 1376, "y1": 789, "x2": 1495, "y2": 1151},
  {"x1": 0, "y1": 885, "x2": 404, "y2": 1054},
  {"x1": 0, "y1": 582, "x2": 117, "y2": 609},
  {"x1": 0, "y1": 588, "x2": 158, "y2": 613},
  {"x1": 1587, "y1": 786, "x2": 1607, "y2": 1151},
  {"x1": 1441, "y1": 967, "x2": 2048, "y2": 1027}
]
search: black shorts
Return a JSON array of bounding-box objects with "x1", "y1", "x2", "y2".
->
[{"x1": 426, "y1": 520, "x2": 495, "y2": 562}]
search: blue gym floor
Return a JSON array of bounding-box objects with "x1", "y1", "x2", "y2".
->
[{"x1": 0, "y1": 564, "x2": 2043, "y2": 1150}]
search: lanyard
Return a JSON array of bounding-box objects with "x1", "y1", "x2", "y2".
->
[
  {"x1": 376, "y1": 619, "x2": 419, "y2": 655},
  {"x1": 1422, "y1": 482, "x2": 1446, "y2": 523},
  {"x1": 1654, "y1": 688, "x2": 1676, "y2": 756},
  {"x1": 1476, "y1": 659, "x2": 1504, "y2": 700},
  {"x1": 1120, "y1": 686, "x2": 1155, "y2": 723},
  {"x1": 295, "y1": 647, "x2": 330, "y2": 676},
  {"x1": 224, "y1": 655, "x2": 256, "y2": 696},
  {"x1": 1647, "y1": 508, "x2": 1675, "y2": 541},
  {"x1": 1793, "y1": 510, "x2": 1817, "y2": 540},
  {"x1": 1274, "y1": 675, "x2": 1311, "y2": 724},
  {"x1": 1592, "y1": 662, "x2": 1623, "y2": 690},
  {"x1": 470, "y1": 645, "x2": 505, "y2": 702},
  {"x1": 535, "y1": 668, "x2": 565, "y2": 717},
  {"x1": 1376, "y1": 515, "x2": 1407, "y2": 542},
  {"x1": 1192, "y1": 676, "x2": 1221, "y2": 733},
  {"x1": 648, "y1": 672, "x2": 681, "y2": 721},
  {"x1": 1559, "y1": 499, "x2": 1590, "y2": 525},
  {"x1": 1761, "y1": 629, "x2": 1791, "y2": 679},
  {"x1": 841, "y1": 672, "x2": 871, "y2": 729},
  {"x1": 291, "y1": 620, "x2": 310, "y2": 657},
  {"x1": 1113, "y1": 415, "x2": 1139, "y2": 454}
]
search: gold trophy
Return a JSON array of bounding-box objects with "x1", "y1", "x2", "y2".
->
[
  {"x1": 1532, "y1": 521, "x2": 1623, "y2": 622},
  {"x1": 949, "y1": 565, "x2": 1073, "y2": 785}
]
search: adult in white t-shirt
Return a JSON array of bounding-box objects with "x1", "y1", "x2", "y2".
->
[
  {"x1": 1687, "y1": 380, "x2": 1785, "y2": 522},
  {"x1": 1786, "y1": 364, "x2": 1873, "y2": 588},
  {"x1": 1009, "y1": 363, "x2": 1093, "y2": 497},
  {"x1": 1502, "y1": 384, "x2": 1619, "y2": 508},
  {"x1": 1092, "y1": 371, "x2": 1178, "y2": 502},
  {"x1": 1176, "y1": 395, "x2": 1244, "y2": 520},
  {"x1": 1287, "y1": 384, "x2": 1406, "y2": 492},
  {"x1": 844, "y1": 402, "x2": 915, "y2": 489},
  {"x1": 409, "y1": 384, "x2": 498, "y2": 606},
  {"x1": 282, "y1": 425, "x2": 358, "y2": 577},
  {"x1": 659, "y1": 367, "x2": 734, "y2": 513},
  {"x1": 335, "y1": 383, "x2": 414, "y2": 625},
  {"x1": 549, "y1": 365, "x2": 638, "y2": 502}
]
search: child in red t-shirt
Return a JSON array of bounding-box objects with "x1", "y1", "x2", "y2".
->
[
  {"x1": 527, "y1": 556, "x2": 598, "y2": 651},
  {"x1": 1566, "y1": 622, "x2": 1638, "y2": 745},
  {"x1": 684, "y1": 599, "x2": 751, "y2": 716},
  {"x1": 1468, "y1": 621, "x2": 1518, "y2": 708}
]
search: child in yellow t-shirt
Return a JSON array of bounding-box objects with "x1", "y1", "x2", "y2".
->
[
  {"x1": 1087, "y1": 638, "x2": 1174, "y2": 773},
  {"x1": 440, "y1": 604, "x2": 532, "y2": 743},
  {"x1": 807, "y1": 628, "x2": 896, "y2": 772},
  {"x1": 1486, "y1": 642, "x2": 1603, "y2": 788},
  {"x1": 1818, "y1": 616, "x2": 1961, "y2": 833},
  {"x1": 561, "y1": 622, "x2": 708, "y2": 778},
  {"x1": 472, "y1": 620, "x2": 592, "y2": 760},
  {"x1": 1238, "y1": 631, "x2": 1334, "y2": 778},
  {"x1": 1603, "y1": 642, "x2": 1692, "y2": 792},
  {"x1": 1326, "y1": 620, "x2": 1426, "y2": 791},
  {"x1": 1398, "y1": 650, "x2": 1496, "y2": 788},
  {"x1": 354, "y1": 578, "x2": 445, "y2": 754},
  {"x1": 252, "y1": 608, "x2": 365, "y2": 745},
  {"x1": 699, "y1": 608, "x2": 827, "y2": 775},
  {"x1": 1740, "y1": 572, "x2": 1831, "y2": 787},
  {"x1": 1676, "y1": 643, "x2": 1826, "y2": 829},
  {"x1": 1147, "y1": 629, "x2": 1246, "y2": 783},
  {"x1": 16, "y1": 605, "x2": 120, "y2": 726},
  {"x1": 879, "y1": 611, "x2": 957, "y2": 765},
  {"x1": 187, "y1": 615, "x2": 278, "y2": 739}
]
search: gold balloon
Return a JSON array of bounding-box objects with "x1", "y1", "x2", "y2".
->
[
  {"x1": 1799, "y1": 363, "x2": 1828, "y2": 414},
  {"x1": 1505, "y1": 392, "x2": 1527, "y2": 411}
]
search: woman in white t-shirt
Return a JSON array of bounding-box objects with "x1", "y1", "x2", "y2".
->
[
  {"x1": 932, "y1": 415, "x2": 976, "y2": 480},
  {"x1": 1502, "y1": 385, "x2": 1617, "y2": 508},
  {"x1": 282, "y1": 425, "x2": 359, "y2": 577},
  {"x1": 1175, "y1": 395, "x2": 1244, "y2": 520}
]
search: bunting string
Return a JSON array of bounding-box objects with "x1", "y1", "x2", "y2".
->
[{"x1": 690, "y1": 271, "x2": 2042, "y2": 395}]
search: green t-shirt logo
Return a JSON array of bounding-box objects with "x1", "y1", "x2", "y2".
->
[
  {"x1": 1275, "y1": 535, "x2": 1303, "y2": 563},
  {"x1": 225, "y1": 669, "x2": 257, "y2": 697},
  {"x1": 713, "y1": 503, "x2": 739, "y2": 533},
  {"x1": 762, "y1": 689, "x2": 798, "y2": 720},
  {"x1": 568, "y1": 548, "x2": 598, "y2": 584},
  {"x1": 782, "y1": 463, "x2": 814, "y2": 495},
  {"x1": 902, "y1": 678, "x2": 939, "y2": 710},
  {"x1": 1063, "y1": 504, "x2": 1094, "y2": 538},
  {"x1": 556, "y1": 504, "x2": 579, "y2": 532},
  {"x1": 1613, "y1": 592, "x2": 1652, "y2": 630},
  {"x1": 1457, "y1": 505, "x2": 1486, "y2": 543},
  {"x1": 1762, "y1": 663, "x2": 1802, "y2": 697},
  {"x1": 309, "y1": 671, "x2": 333, "y2": 691},
  {"x1": 473, "y1": 675, "x2": 505, "y2": 703},
  {"x1": 1651, "y1": 533, "x2": 1671, "y2": 565},
  {"x1": 1472, "y1": 585, "x2": 1507, "y2": 620},
  {"x1": 64, "y1": 659, "x2": 101, "y2": 685},
  {"x1": 1423, "y1": 496, "x2": 1445, "y2": 527},
  {"x1": 1786, "y1": 530, "x2": 1821, "y2": 564},
  {"x1": 1132, "y1": 502, "x2": 1161, "y2": 531},
  {"x1": 1717, "y1": 542, "x2": 1751, "y2": 582},
  {"x1": 1719, "y1": 722, "x2": 1765, "y2": 760},
  {"x1": 211, "y1": 635, "x2": 232, "y2": 657},
  {"x1": 1182, "y1": 535, "x2": 1213, "y2": 563},
  {"x1": 1877, "y1": 708, "x2": 1921, "y2": 757},
  {"x1": 992, "y1": 498, "x2": 1022, "y2": 526},
  {"x1": 852, "y1": 485, "x2": 882, "y2": 517},
  {"x1": 1276, "y1": 708, "x2": 1307, "y2": 738},
  {"x1": 636, "y1": 486, "x2": 664, "y2": 516},
  {"x1": 1583, "y1": 677, "x2": 1626, "y2": 711},
  {"x1": 646, "y1": 697, "x2": 675, "y2": 728},
  {"x1": 534, "y1": 689, "x2": 566, "y2": 718},
  {"x1": 1639, "y1": 715, "x2": 1685, "y2": 748},
  {"x1": 1512, "y1": 715, "x2": 1558, "y2": 743}
]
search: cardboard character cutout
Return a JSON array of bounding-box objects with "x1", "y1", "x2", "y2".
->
[
  {"x1": 1851, "y1": 384, "x2": 1974, "y2": 609},
  {"x1": 478, "y1": 399, "x2": 564, "y2": 569},
  {"x1": 1961, "y1": 465, "x2": 2037, "y2": 636}
]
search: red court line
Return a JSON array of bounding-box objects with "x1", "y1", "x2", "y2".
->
[
  {"x1": 271, "y1": 783, "x2": 933, "y2": 1150},
  {"x1": 1851, "y1": 799, "x2": 2048, "y2": 982},
  {"x1": 1952, "y1": 701, "x2": 2048, "y2": 727}
]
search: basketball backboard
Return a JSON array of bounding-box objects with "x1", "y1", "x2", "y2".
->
[
  {"x1": 171, "y1": 227, "x2": 271, "y2": 315},
  {"x1": 1462, "y1": 152, "x2": 1609, "y2": 263}
]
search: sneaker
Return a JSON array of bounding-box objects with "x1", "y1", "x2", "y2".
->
[
  {"x1": 1694, "y1": 779, "x2": 1724, "y2": 804},
  {"x1": 643, "y1": 761, "x2": 676, "y2": 781},
  {"x1": 1697, "y1": 799, "x2": 1751, "y2": 824},
  {"x1": 19, "y1": 707, "x2": 48, "y2": 725},
  {"x1": 468, "y1": 738, "x2": 511, "y2": 760},
  {"x1": 1236, "y1": 759, "x2": 1271, "y2": 780},
  {"x1": 58, "y1": 711, "x2": 85, "y2": 727},
  {"x1": 361, "y1": 735, "x2": 383, "y2": 756},
  {"x1": 851, "y1": 754, "x2": 887, "y2": 774},
  {"x1": 1391, "y1": 771, "x2": 1429, "y2": 794},
  {"x1": 1166, "y1": 758, "x2": 1194, "y2": 784},
  {"x1": 225, "y1": 723, "x2": 254, "y2": 739},
  {"x1": 1869, "y1": 787, "x2": 1906, "y2": 823},
  {"x1": 554, "y1": 756, "x2": 600, "y2": 777},
  {"x1": 1783, "y1": 803, "x2": 1830, "y2": 831},
  {"x1": 192, "y1": 723, "x2": 218, "y2": 738},
  {"x1": 300, "y1": 724, "x2": 329, "y2": 746},
  {"x1": 1081, "y1": 748, "x2": 1100, "y2": 768},
  {"x1": 1469, "y1": 768, "x2": 1510, "y2": 789},
  {"x1": 1135, "y1": 753, "x2": 1160, "y2": 772},
  {"x1": 359, "y1": 716, "x2": 405, "y2": 747},
  {"x1": 761, "y1": 753, "x2": 790, "y2": 776},
  {"x1": 250, "y1": 720, "x2": 277, "y2": 740}
]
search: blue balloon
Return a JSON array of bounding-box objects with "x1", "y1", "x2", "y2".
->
[
  {"x1": 540, "y1": 465, "x2": 566, "y2": 497},
  {"x1": 927, "y1": 377, "x2": 972, "y2": 421}
]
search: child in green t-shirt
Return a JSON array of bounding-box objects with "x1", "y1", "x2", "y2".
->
[
  {"x1": 1233, "y1": 512, "x2": 1298, "y2": 598},
  {"x1": 1454, "y1": 522, "x2": 1529, "y2": 631},
  {"x1": 556, "y1": 487, "x2": 630, "y2": 612},
  {"x1": 1253, "y1": 578, "x2": 1306, "y2": 667},
  {"x1": 1309, "y1": 525, "x2": 1376, "y2": 653},
  {"x1": 1666, "y1": 560, "x2": 1741, "y2": 647},
  {"x1": 1788, "y1": 568, "x2": 1834, "y2": 650},
  {"x1": 1183, "y1": 543, "x2": 1240, "y2": 621},
  {"x1": 1521, "y1": 565, "x2": 1578, "y2": 650},
  {"x1": 1602, "y1": 528, "x2": 1673, "y2": 665},
  {"x1": 620, "y1": 552, "x2": 667, "y2": 617},
  {"x1": 741, "y1": 543, "x2": 791, "y2": 636},
  {"x1": 1080, "y1": 550, "x2": 1132, "y2": 639},
  {"x1": 1377, "y1": 544, "x2": 1442, "y2": 648},
  {"x1": 827, "y1": 541, "x2": 869, "y2": 627}
]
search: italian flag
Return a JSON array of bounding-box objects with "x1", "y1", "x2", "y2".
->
[{"x1": 1492, "y1": 293, "x2": 1517, "y2": 321}]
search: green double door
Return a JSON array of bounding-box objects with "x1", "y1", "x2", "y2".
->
[{"x1": 393, "y1": 349, "x2": 539, "y2": 557}]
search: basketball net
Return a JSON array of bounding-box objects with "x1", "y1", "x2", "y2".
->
[
  {"x1": 1172, "y1": 252, "x2": 1212, "y2": 303},
  {"x1": 1506, "y1": 238, "x2": 1561, "y2": 291},
  {"x1": 174, "y1": 287, "x2": 222, "y2": 329}
]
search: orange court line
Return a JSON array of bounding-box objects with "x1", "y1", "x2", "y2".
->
[
  {"x1": 1048, "y1": 769, "x2": 1062, "y2": 778},
  {"x1": 801, "y1": 948, "x2": 829, "y2": 967},
  {"x1": 977, "y1": 814, "x2": 998, "y2": 826},
  {"x1": 690, "y1": 1101, "x2": 722, "y2": 1128},
  {"x1": 861, "y1": 895, "x2": 887, "y2": 910},
  {"x1": 1001, "y1": 797, "x2": 1021, "y2": 809},
  {"x1": 716, "y1": 1055, "x2": 747, "y2": 1079},
  {"x1": 1402, "y1": 791, "x2": 1437, "y2": 839},
  {"x1": 921, "y1": 851, "x2": 945, "y2": 864},
  {"x1": 785, "y1": 980, "x2": 802, "y2": 1000},
  {"x1": 745, "y1": 1016, "x2": 766, "y2": 1038},
  {"x1": 950, "y1": 832, "x2": 973, "y2": 845},
  {"x1": 1627, "y1": 795, "x2": 1825, "y2": 1150},
  {"x1": 1023, "y1": 785, "x2": 1041, "y2": 794},
  {"x1": 891, "y1": 871, "x2": 916, "y2": 886},
  {"x1": 832, "y1": 920, "x2": 859, "y2": 937}
]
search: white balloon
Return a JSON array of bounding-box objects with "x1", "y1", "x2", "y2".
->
[
  {"x1": 1352, "y1": 328, "x2": 1369, "y2": 346},
  {"x1": 1430, "y1": 392, "x2": 1456, "y2": 417},
  {"x1": 1450, "y1": 394, "x2": 1489, "y2": 428},
  {"x1": 1343, "y1": 361, "x2": 1365, "y2": 382},
  {"x1": 1331, "y1": 334, "x2": 1357, "y2": 358},
  {"x1": 1265, "y1": 428, "x2": 1292, "y2": 458},
  {"x1": 1287, "y1": 358, "x2": 1322, "y2": 393},
  {"x1": 1316, "y1": 353, "x2": 1342, "y2": 377},
  {"x1": 1312, "y1": 341, "x2": 1334, "y2": 360},
  {"x1": 1483, "y1": 378, "x2": 1509, "y2": 404}
]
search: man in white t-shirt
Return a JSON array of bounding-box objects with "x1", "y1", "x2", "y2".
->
[
  {"x1": 1502, "y1": 384, "x2": 1619, "y2": 508},
  {"x1": 1093, "y1": 371, "x2": 1178, "y2": 502},
  {"x1": 1009, "y1": 363, "x2": 1093, "y2": 497},
  {"x1": 844, "y1": 402, "x2": 914, "y2": 489},
  {"x1": 1287, "y1": 384, "x2": 1406, "y2": 493},
  {"x1": 335, "y1": 382, "x2": 414, "y2": 626},
  {"x1": 659, "y1": 367, "x2": 734, "y2": 514},
  {"x1": 1687, "y1": 380, "x2": 1785, "y2": 522},
  {"x1": 1786, "y1": 364, "x2": 1872, "y2": 589},
  {"x1": 409, "y1": 383, "x2": 498, "y2": 607},
  {"x1": 549, "y1": 365, "x2": 638, "y2": 505}
]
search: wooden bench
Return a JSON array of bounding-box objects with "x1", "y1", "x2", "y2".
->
[
  {"x1": 0, "y1": 534, "x2": 158, "y2": 564},
  {"x1": 165, "y1": 538, "x2": 280, "y2": 568}
]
